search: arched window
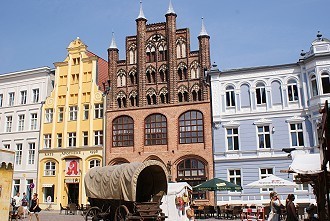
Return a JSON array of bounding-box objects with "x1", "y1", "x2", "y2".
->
[
  {"x1": 271, "y1": 80, "x2": 282, "y2": 105},
  {"x1": 159, "y1": 66, "x2": 168, "y2": 82},
  {"x1": 181, "y1": 43, "x2": 186, "y2": 58},
  {"x1": 146, "y1": 45, "x2": 156, "y2": 63},
  {"x1": 159, "y1": 88, "x2": 169, "y2": 104},
  {"x1": 146, "y1": 67, "x2": 156, "y2": 84},
  {"x1": 321, "y1": 72, "x2": 330, "y2": 94},
  {"x1": 113, "y1": 116, "x2": 134, "y2": 147},
  {"x1": 310, "y1": 74, "x2": 318, "y2": 96},
  {"x1": 158, "y1": 45, "x2": 167, "y2": 61},
  {"x1": 146, "y1": 94, "x2": 157, "y2": 105},
  {"x1": 287, "y1": 79, "x2": 299, "y2": 102},
  {"x1": 129, "y1": 91, "x2": 138, "y2": 107},
  {"x1": 190, "y1": 61, "x2": 200, "y2": 79},
  {"x1": 240, "y1": 84, "x2": 251, "y2": 108},
  {"x1": 145, "y1": 114, "x2": 167, "y2": 145},
  {"x1": 256, "y1": 82, "x2": 266, "y2": 104},
  {"x1": 129, "y1": 44, "x2": 137, "y2": 64},
  {"x1": 44, "y1": 161, "x2": 56, "y2": 176},
  {"x1": 176, "y1": 43, "x2": 181, "y2": 59},
  {"x1": 225, "y1": 85, "x2": 235, "y2": 107},
  {"x1": 178, "y1": 91, "x2": 188, "y2": 102},
  {"x1": 117, "y1": 70, "x2": 126, "y2": 87},
  {"x1": 191, "y1": 85, "x2": 201, "y2": 101},
  {"x1": 89, "y1": 159, "x2": 100, "y2": 168},
  {"x1": 179, "y1": 110, "x2": 204, "y2": 143},
  {"x1": 117, "y1": 92, "x2": 127, "y2": 108},
  {"x1": 129, "y1": 70, "x2": 137, "y2": 85},
  {"x1": 177, "y1": 158, "x2": 206, "y2": 199}
]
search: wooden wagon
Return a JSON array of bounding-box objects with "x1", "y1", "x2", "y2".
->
[{"x1": 84, "y1": 160, "x2": 168, "y2": 221}]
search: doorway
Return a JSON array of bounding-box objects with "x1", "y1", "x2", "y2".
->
[{"x1": 67, "y1": 183, "x2": 79, "y2": 205}]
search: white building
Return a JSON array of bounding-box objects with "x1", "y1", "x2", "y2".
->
[
  {"x1": 0, "y1": 67, "x2": 54, "y2": 200},
  {"x1": 209, "y1": 32, "x2": 330, "y2": 205}
]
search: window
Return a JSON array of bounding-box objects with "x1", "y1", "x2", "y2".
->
[
  {"x1": 227, "y1": 128, "x2": 239, "y2": 150},
  {"x1": 28, "y1": 143, "x2": 36, "y2": 164},
  {"x1": 0, "y1": 94, "x2": 3, "y2": 107},
  {"x1": 45, "y1": 108, "x2": 53, "y2": 123},
  {"x1": 4, "y1": 144, "x2": 10, "y2": 149},
  {"x1": 260, "y1": 168, "x2": 273, "y2": 191},
  {"x1": 20, "y1": 90, "x2": 27, "y2": 104},
  {"x1": 18, "y1": 115, "x2": 25, "y2": 131},
  {"x1": 256, "y1": 83, "x2": 266, "y2": 104},
  {"x1": 43, "y1": 186, "x2": 54, "y2": 203},
  {"x1": 257, "y1": 125, "x2": 271, "y2": 148},
  {"x1": 13, "y1": 180, "x2": 20, "y2": 196},
  {"x1": 321, "y1": 73, "x2": 330, "y2": 94},
  {"x1": 228, "y1": 169, "x2": 241, "y2": 191},
  {"x1": 94, "y1": 130, "x2": 103, "y2": 146},
  {"x1": 177, "y1": 159, "x2": 206, "y2": 200},
  {"x1": 226, "y1": 86, "x2": 236, "y2": 107},
  {"x1": 33, "y1": 89, "x2": 39, "y2": 103},
  {"x1": 89, "y1": 159, "x2": 100, "y2": 168},
  {"x1": 179, "y1": 111, "x2": 204, "y2": 144},
  {"x1": 57, "y1": 133, "x2": 62, "y2": 148},
  {"x1": 68, "y1": 132, "x2": 76, "y2": 147},
  {"x1": 294, "y1": 174, "x2": 309, "y2": 191},
  {"x1": 83, "y1": 131, "x2": 88, "y2": 146},
  {"x1": 145, "y1": 114, "x2": 167, "y2": 145},
  {"x1": 6, "y1": 116, "x2": 13, "y2": 132},
  {"x1": 44, "y1": 134, "x2": 51, "y2": 149},
  {"x1": 287, "y1": 80, "x2": 299, "y2": 102},
  {"x1": 15, "y1": 143, "x2": 23, "y2": 165},
  {"x1": 83, "y1": 104, "x2": 89, "y2": 120},
  {"x1": 58, "y1": 107, "x2": 64, "y2": 122},
  {"x1": 311, "y1": 74, "x2": 318, "y2": 96},
  {"x1": 9, "y1": 92, "x2": 15, "y2": 106},
  {"x1": 94, "y1": 103, "x2": 103, "y2": 119},
  {"x1": 113, "y1": 116, "x2": 134, "y2": 147},
  {"x1": 290, "y1": 123, "x2": 304, "y2": 147},
  {"x1": 44, "y1": 162, "x2": 56, "y2": 176},
  {"x1": 30, "y1": 113, "x2": 38, "y2": 130},
  {"x1": 69, "y1": 106, "x2": 78, "y2": 121}
]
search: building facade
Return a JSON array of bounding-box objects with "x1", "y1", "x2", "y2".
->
[
  {"x1": 0, "y1": 67, "x2": 54, "y2": 201},
  {"x1": 209, "y1": 33, "x2": 330, "y2": 205},
  {"x1": 105, "y1": 2, "x2": 214, "y2": 204},
  {"x1": 37, "y1": 38, "x2": 107, "y2": 209}
]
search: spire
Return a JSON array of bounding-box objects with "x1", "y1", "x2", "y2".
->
[
  {"x1": 109, "y1": 32, "x2": 117, "y2": 49},
  {"x1": 199, "y1": 17, "x2": 209, "y2": 37},
  {"x1": 166, "y1": 0, "x2": 175, "y2": 15},
  {"x1": 137, "y1": 0, "x2": 146, "y2": 20}
]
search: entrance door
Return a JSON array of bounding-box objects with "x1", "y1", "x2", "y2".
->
[{"x1": 67, "y1": 183, "x2": 79, "y2": 205}]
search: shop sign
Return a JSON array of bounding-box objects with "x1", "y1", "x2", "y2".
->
[
  {"x1": 64, "y1": 178, "x2": 80, "y2": 183},
  {"x1": 65, "y1": 159, "x2": 80, "y2": 176}
]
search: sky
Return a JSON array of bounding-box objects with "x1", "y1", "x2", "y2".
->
[{"x1": 0, "y1": 0, "x2": 329, "y2": 74}]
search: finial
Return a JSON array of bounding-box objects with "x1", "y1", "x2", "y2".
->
[
  {"x1": 300, "y1": 50, "x2": 306, "y2": 57},
  {"x1": 166, "y1": 0, "x2": 176, "y2": 14},
  {"x1": 77, "y1": 36, "x2": 80, "y2": 40},
  {"x1": 137, "y1": 0, "x2": 146, "y2": 20},
  {"x1": 317, "y1": 31, "x2": 322, "y2": 39},
  {"x1": 199, "y1": 17, "x2": 209, "y2": 37},
  {"x1": 109, "y1": 32, "x2": 117, "y2": 49}
]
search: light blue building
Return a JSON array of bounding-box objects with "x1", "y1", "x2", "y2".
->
[{"x1": 209, "y1": 32, "x2": 330, "y2": 205}]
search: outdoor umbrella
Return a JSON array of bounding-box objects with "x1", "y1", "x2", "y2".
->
[
  {"x1": 193, "y1": 178, "x2": 242, "y2": 191},
  {"x1": 246, "y1": 174, "x2": 297, "y2": 189}
]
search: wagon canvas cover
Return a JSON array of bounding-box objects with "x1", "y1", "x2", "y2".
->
[{"x1": 84, "y1": 160, "x2": 168, "y2": 201}]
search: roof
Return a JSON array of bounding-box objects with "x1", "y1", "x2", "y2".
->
[
  {"x1": 289, "y1": 152, "x2": 323, "y2": 175},
  {"x1": 86, "y1": 51, "x2": 108, "y2": 92}
]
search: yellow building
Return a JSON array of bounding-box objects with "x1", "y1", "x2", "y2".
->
[{"x1": 37, "y1": 38, "x2": 108, "y2": 209}]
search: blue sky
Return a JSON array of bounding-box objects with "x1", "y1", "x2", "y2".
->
[{"x1": 0, "y1": 0, "x2": 329, "y2": 74}]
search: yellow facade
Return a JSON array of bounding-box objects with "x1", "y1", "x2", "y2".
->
[
  {"x1": 38, "y1": 38, "x2": 106, "y2": 209},
  {"x1": 0, "y1": 161, "x2": 14, "y2": 220}
]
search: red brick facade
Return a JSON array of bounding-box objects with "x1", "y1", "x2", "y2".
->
[{"x1": 105, "y1": 5, "x2": 213, "y2": 204}]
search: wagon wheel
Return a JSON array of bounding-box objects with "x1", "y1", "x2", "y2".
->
[
  {"x1": 85, "y1": 206, "x2": 101, "y2": 221},
  {"x1": 115, "y1": 205, "x2": 130, "y2": 221}
]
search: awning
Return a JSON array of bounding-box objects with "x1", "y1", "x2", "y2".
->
[
  {"x1": 289, "y1": 152, "x2": 322, "y2": 175},
  {"x1": 42, "y1": 184, "x2": 54, "y2": 187}
]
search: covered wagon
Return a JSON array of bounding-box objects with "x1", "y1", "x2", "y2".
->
[{"x1": 84, "y1": 160, "x2": 168, "y2": 221}]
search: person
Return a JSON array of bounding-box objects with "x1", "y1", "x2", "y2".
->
[
  {"x1": 29, "y1": 193, "x2": 41, "y2": 221},
  {"x1": 268, "y1": 191, "x2": 283, "y2": 221},
  {"x1": 286, "y1": 194, "x2": 298, "y2": 221},
  {"x1": 13, "y1": 192, "x2": 21, "y2": 208},
  {"x1": 186, "y1": 204, "x2": 195, "y2": 221},
  {"x1": 21, "y1": 192, "x2": 29, "y2": 218}
]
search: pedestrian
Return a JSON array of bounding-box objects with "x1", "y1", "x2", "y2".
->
[
  {"x1": 267, "y1": 191, "x2": 283, "y2": 221},
  {"x1": 186, "y1": 204, "x2": 195, "y2": 221},
  {"x1": 29, "y1": 193, "x2": 41, "y2": 221},
  {"x1": 285, "y1": 194, "x2": 298, "y2": 221},
  {"x1": 13, "y1": 192, "x2": 21, "y2": 208},
  {"x1": 22, "y1": 192, "x2": 29, "y2": 218}
]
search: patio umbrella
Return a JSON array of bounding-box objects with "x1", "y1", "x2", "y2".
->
[
  {"x1": 193, "y1": 178, "x2": 242, "y2": 191},
  {"x1": 246, "y1": 174, "x2": 297, "y2": 189}
]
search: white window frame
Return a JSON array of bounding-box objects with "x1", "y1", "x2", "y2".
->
[
  {"x1": 256, "y1": 84, "x2": 266, "y2": 105},
  {"x1": 260, "y1": 168, "x2": 274, "y2": 192},
  {"x1": 94, "y1": 103, "x2": 103, "y2": 119},
  {"x1": 18, "y1": 114, "x2": 25, "y2": 131},
  {"x1": 15, "y1": 143, "x2": 23, "y2": 165},
  {"x1": 44, "y1": 134, "x2": 51, "y2": 149},
  {"x1": 257, "y1": 125, "x2": 271, "y2": 149},
  {"x1": 28, "y1": 143, "x2": 36, "y2": 164},
  {"x1": 83, "y1": 131, "x2": 88, "y2": 146},
  {"x1": 58, "y1": 107, "x2": 64, "y2": 122},
  {"x1": 33, "y1": 89, "x2": 39, "y2": 103},
  {"x1": 9, "y1": 92, "x2": 15, "y2": 106},
  {"x1": 289, "y1": 122, "x2": 305, "y2": 147},
  {"x1": 287, "y1": 81, "x2": 299, "y2": 102},
  {"x1": 310, "y1": 74, "x2": 318, "y2": 97},
  {"x1": 68, "y1": 132, "x2": 76, "y2": 147},
  {"x1": 45, "y1": 108, "x2": 53, "y2": 123},
  {"x1": 69, "y1": 106, "x2": 78, "y2": 121},
  {"x1": 44, "y1": 162, "x2": 56, "y2": 176},
  {"x1": 94, "y1": 130, "x2": 103, "y2": 146},
  {"x1": 228, "y1": 169, "x2": 242, "y2": 192},
  {"x1": 321, "y1": 72, "x2": 330, "y2": 94},
  {"x1": 13, "y1": 179, "x2": 20, "y2": 196},
  {"x1": 57, "y1": 133, "x2": 62, "y2": 148},
  {"x1": 6, "y1": 116, "x2": 13, "y2": 132},
  {"x1": 89, "y1": 159, "x2": 101, "y2": 168},
  {"x1": 30, "y1": 113, "x2": 38, "y2": 130},
  {"x1": 83, "y1": 104, "x2": 89, "y2": 120},
  {"x1": 225, "y1": 86, "x2": 236, "y2": 107},
  {"x1": 20, "y1": 90, "x2": 27, "y2": 104},
  {"x1": 4, "y1": 144, "x2": 10, "y2": 149},
  {"x1": 226, "y1": 128, "x2": 239, "y2": 151}
]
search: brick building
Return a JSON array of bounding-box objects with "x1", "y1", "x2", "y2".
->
[{"x1": 105, "y1": 2, "x2": 213, "y2": 203}]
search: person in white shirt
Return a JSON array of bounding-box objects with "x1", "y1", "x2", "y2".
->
[{"x1": 13, "y1": 192, "x2": 21, "y2": 208}]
